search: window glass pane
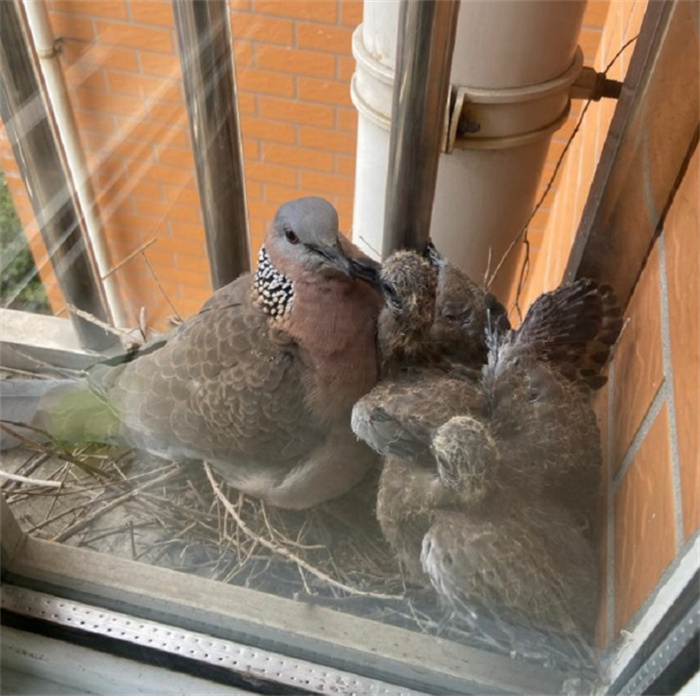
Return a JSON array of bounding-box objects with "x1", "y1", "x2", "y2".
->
[{"x1": 1, "y1": 0, "x2": 650, "y2": 687}]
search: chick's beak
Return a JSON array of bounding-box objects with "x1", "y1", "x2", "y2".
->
[{"x1": 348, "y1": 255, "x2": 381, "y2": 288}]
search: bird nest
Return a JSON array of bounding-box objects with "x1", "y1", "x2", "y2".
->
[{"x1": 2, "y1": 426, "x2": 598, "y2": 680}]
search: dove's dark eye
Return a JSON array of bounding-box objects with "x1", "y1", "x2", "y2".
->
[
  {"x1": 382, "y1": 280, "x2": 397, "y2": 298},
  {"x1": 284, "y1": 226, "x2": 299, "y2": 244}
]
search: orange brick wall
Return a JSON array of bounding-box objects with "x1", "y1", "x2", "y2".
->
[
  {"x1": 501, "y1": 0, "x2": 700, "y2": 657},
  {"x1": 1, "y1": 0, "x2": 361, "y2": 328},
  {"x1": 510, "y1": 0, "x2": 648, "y2": 312}
]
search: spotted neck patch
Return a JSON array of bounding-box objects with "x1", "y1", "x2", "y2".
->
[{"x1": 253, "y1": 246, "x2": 294, "y2": 319}]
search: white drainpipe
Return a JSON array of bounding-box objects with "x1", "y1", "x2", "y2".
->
[
  {"x1": 23, "y1": 0, "x2": 127, "y2": 327},
  {"x1": 351, "y1": 0, "x2": 587, "y2": 293},
  {"x1": 350, "y1": 2, "x2": 398, "y2": 259}
]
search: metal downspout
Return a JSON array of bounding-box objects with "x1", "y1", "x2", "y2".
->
[
  {"x1": 22, "y1": 0, "x2": 128, "y2": 328},
  {"x1": 382, "y1": 0, "x2": 460, "y2": 257},
  {"x1": 0, "y1": 0, "x2": 116, "y2": 351}
]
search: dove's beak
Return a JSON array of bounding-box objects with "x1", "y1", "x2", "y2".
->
[{"x1": 349, "y1": 255, "x2": 382, "y2": 288}]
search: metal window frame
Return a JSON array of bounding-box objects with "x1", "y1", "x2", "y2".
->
[
  {"x1": 2, "y1": 0, "x2": 699, "y2": 692},
  {"x1": 0, "y1": 476, "x2": 564, "y2": 695}
]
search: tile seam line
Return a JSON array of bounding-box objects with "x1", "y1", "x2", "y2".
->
[
  {"x1": 643, "y1": 131, "x2": 684, "y2": 546},
  {"x1": 656, "y1": 232, "x2": 685, "y2": 549},
  {"x1": 612, "y1": 381, "x2": 667, "y2": 493}
]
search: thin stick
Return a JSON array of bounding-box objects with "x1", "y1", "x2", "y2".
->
[
  {"x1": 141, "y1": 252, "x2": 181, "y2": 320},
  {"x1": 66, "y1": 304, "x2": 134, "y2": 340},
  {"x1": 204, "y1": 463, "x2": 400, "y2": 600},
  {"x1": 102, "y1": 238, "x2": 157, "y2": 280},
  {"x1": 50, "y1": 467, "x2": 186, "y2": 542},
  {"x1": 0, "y1": 471, "x2": 64, "y2": 488}
]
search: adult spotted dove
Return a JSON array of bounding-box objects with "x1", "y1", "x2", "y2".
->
[
  {"x1": 0, "y1": 197, "x2": 382, "y2": 510},
  {"x1": 352, "y1": 249, "x2": 622, "y2": 638}
]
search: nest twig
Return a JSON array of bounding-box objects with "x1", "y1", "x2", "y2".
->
[{"x1": 2, "y1": 435, "x2": 598, "y2": 677}]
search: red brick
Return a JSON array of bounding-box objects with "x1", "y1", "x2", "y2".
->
[
  {"x1": 245, "y1": 180, "x2": 262, "y2": 199},
  {"x1": 264, "y1": 143, "x2": 333, "y2": 172},
  {"x1": 130, "y1": 1, "x2": 175, "y2": 27},
  {"x1": 148, "y1": 100, "x2": 189, "y2": 125},
  {"x1": 297, "y1": 24, "x2": 353, "y2": 54},
  {"x1": 582, "y1": 0, "x2": 611, "y2": 28},
  {"x1": 299, "y1": 126, "x2": 355, "y2": 153},
  {"x1": 614, "y1": 406, "x2": 676, "y2": 632},
  {"x1": 75, "y1": 88, "x2": 146, "y2": 117},
  {"x1": 337, "y1": 56, "x2": 355, "y2": 82},
  {"x1": 128, "y1": 161, "x2": 195, "y2": 187},
  {"x1": 254, "y1": 0, "x2": 337, "y2": 23},
  {"x1": 54, "y1": 0, "x2": 128, "y2": 18},
  {"x1": 230, "y1": 12, "x2": 293, "y2": 46},
  {"x1": 117, "y1": 118, "x2": 190, "y2": 147},
  {"x1": 334, "y1": 195, "x2": 353, "y2": 223},
  {"x1": 74, "y1": 110, "x2": 116, "y2": 134},
  {"x1": 174, "y1": 253, "x2": 211, "y2": 273},
  {"x1": 258, "y1": 97, "x2": 334, "y2": 128},
  {"x1": 336, "y1": 154, "x2": 355, "y2": 177},
  {"x1": 336, "y1": 108, "x2": 357, "y2": 133},
  {"x1": 95, "y1": 20, "x2": 174, "y2": 53},
  {"x1": 104, "y1": 209, "x2": 164, "y2": 236},
  {"x1": 301, "y1": 171, "x2": 354, "y2": 197},
  {"x1": 246, "y1": 161, "x2": 297, "y2": 186},
  {"x1": 157, "y1": 146, "x2": 195, "y2": 169},
  {"x1": 237, "y1": 92, "x2": 257, "y2": 115},
  {"x1": 237, "y1": 69, "x2": 295, "y2": 97},
  {"x1": 240, "y1": 116, "x2": 296, "y2": 144},
  {"x1": 612, "y1": 245, "x2": 664, "y2": 468},
  {"x1": 122, "y1": 242, "x2": 174, "y2": 271},
  {"x1": 256, "y1": 46, "x2": 336, "y2": 79},
  {"x1": 71, "y1": 44, "x2": 139, "y2": 73},
  {"x1": 49, "y1": 12, "x2": 95, "y2": 41},
  {"x1": 247, "y1": 200, "x2": 286, "y2": 222},
  {"x1": 298, "y1": 77, "x2": 352, "y2": 107},
  {"x1": 242, "y1": 138, "x2": 260, "y2": 160},
  {"x1": 264, "y1": 183, "x2": 302, "y2": 204},
  {"x1": 139, "y1": 51, "x2": 181, "y2": 77},
  {"x1": 580, "y1": 27, "x2": 604, "y2": 62},
  {"x1": 107, "y1": 72, "x2": 183, "y2": 102},
  {"x1": 234, "y1": 40, "x2": 254, "y2": 68},
  {"x1": 166, "y1": 228, "x2": 207, "y2": 255},
  {"x1": 664, "y1": 148, "x2": 700, "y2": 540},
  {"x1": 340, "y1": 1, "x2": 363, "y2": 27},
  {"x1": 125, "y1": 179, "x2": 163, "y2": 201},
  {"x1": 108, "y1": 135, "x2": 155, "y2": 163},
  {"x1": 162, "y1": 185, "x2": 201, "y2": 208},
  {"x1": 72, "y1": 69, "x2": 107, "y2": 93}
]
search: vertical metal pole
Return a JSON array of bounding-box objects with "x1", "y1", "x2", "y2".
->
[
  {"x1": 173, "y1": 0, "x2": 250, "y2": 288},
  {"x1": 0, "y1": 0, "x2": 116, "y2": 351},
  {"x1": 382, "y1": 0, "x2": 460, "y2": 258}
]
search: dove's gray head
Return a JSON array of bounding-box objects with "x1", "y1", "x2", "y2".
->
[{"x1": 265, "y1": 197, "x2": 358, "y2": 281}]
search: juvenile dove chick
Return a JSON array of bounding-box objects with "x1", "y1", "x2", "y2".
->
[
  {"x1": 354, "y1": 258, "x2": 621, "y2": 637},
  {"x1": 1, "y1": 197, "x2": 382, "y2": 510},
  {"x1": 424, "y1": 240, "x2": 510, "y2": 368},
  {"x1": 353, "y1": 250, "x2": 486, "y2": 580}
]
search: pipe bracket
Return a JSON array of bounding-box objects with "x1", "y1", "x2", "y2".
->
[{"x1": 445, "y1": 47, "x2": 584, "y2": 152}]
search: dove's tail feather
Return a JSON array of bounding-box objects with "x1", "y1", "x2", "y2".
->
[
  {"x1": 500, "y1": 279, "x2": 623, "y2": 389},
  {"x1": 0, "y1": 378, "x2": 118, "y2": 449}
]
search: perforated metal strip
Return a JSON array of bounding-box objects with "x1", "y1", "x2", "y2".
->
[
  {"x1": 1, "y1": 585, "x2": 426, "y2": 696},
  {"x1": 617, "y1": 601, "x2": 699, "y2": 696}
]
